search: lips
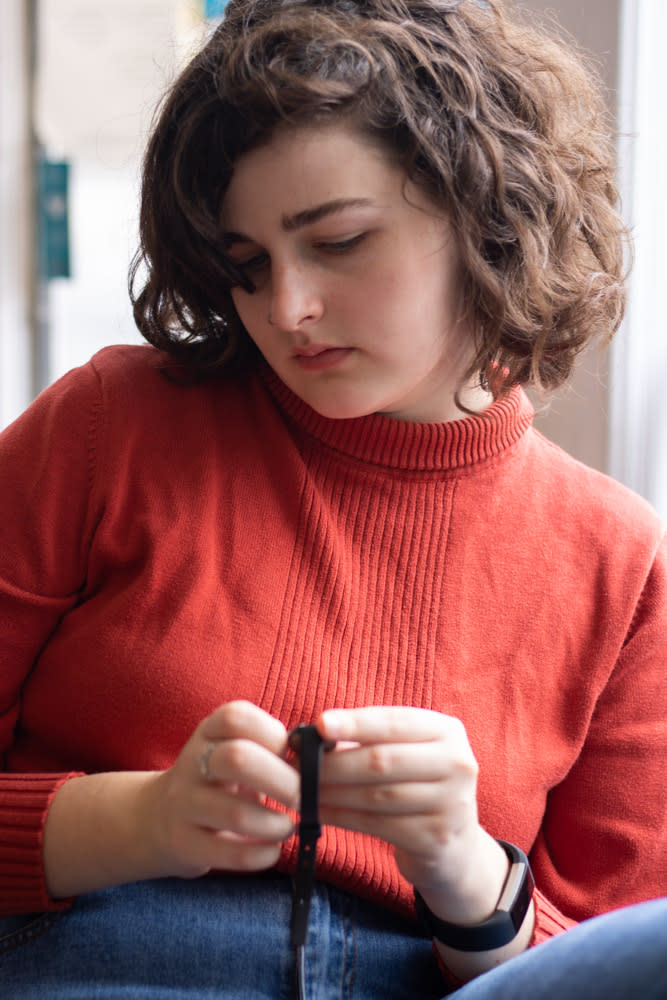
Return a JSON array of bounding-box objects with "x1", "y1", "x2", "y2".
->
[
  {"x1": 292, "y1": 344, "x2": 341, "y2": 358},
  {"x1": 292, "y1": 346, "x2": 354, "y2": 371}
]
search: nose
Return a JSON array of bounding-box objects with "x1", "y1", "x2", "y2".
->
[{"x1": 268, "y1": 262, "x2": 324, "y2": 331}]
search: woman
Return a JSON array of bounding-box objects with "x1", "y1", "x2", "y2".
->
[{"x1": 1, "y1": 0, "x2": 665, "y2": 996}]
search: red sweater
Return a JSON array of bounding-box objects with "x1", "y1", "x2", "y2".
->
[{"x1": 1, "y1": 346, "x2": 665, "y2": 943}]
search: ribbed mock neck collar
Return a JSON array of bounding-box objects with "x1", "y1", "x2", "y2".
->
[{"x1": 260, "y1": 368, "x2": 534, "y2": 472}]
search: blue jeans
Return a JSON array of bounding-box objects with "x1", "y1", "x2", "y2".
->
[{"x1": 0, "y1": 873, "x2": 665, "y2": 998}]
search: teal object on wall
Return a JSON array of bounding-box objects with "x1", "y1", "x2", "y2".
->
[
  {"x1": 38, "y1": 159, "x2": 70, "y2": 280},
  {"x1": 205, "y1": 0, "x2": 228, "y2": 17}
]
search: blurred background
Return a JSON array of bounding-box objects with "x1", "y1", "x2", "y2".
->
[{"x1": 1, "y1": 0, "x2": 666, "y2": 519}]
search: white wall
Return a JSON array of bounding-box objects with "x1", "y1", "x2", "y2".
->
[
  {"x1": 34, "y1": 0, "x2": 208, "y2": 384},
  {"x1": 611, "y1": 0, "x2": 667, "y2": 521},
  {"x1": 47, "y1": 163, "x2": 145, "y2": 380},
  {"x1": 0, "y1": 1, "x2": 33, "y2": 428}
]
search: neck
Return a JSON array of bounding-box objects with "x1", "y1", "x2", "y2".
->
[{"x1": 377, "y1": 382, "x2": 495, "y2": 424}]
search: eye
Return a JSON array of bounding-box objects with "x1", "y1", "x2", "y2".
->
[
  {"x1": 238, "y1": 252, "x2": 270, "y2": 273},
  {"x1": 315, "y1": 233, "x2": 367, "y2": 254},
  {"x1": 229, "y1": 252, "x2": 270, "y2": 291}
]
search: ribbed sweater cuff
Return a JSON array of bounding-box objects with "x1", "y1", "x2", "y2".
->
[
  {"x1": 0, "y1": 772, "x2": 81, "y2": 915},
  {"x1": 531, "y1": 886, "x2": 578, "y2": 944}
]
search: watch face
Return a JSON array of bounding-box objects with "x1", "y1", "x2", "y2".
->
[{"x1": 499, "y1": 856, "x2": 535, "y2": 930}]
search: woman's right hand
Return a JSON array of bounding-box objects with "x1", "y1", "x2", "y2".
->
[
  {"x1": 147, "y1": 700, "x2": 300, "y2": 878},
  {"x1": 43, "y1": 701, "x2": 300, "y2": 900}
]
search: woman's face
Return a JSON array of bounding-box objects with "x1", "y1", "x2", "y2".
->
[{"x1": 221, "y1": 123, "x2": 490, "y2": 422}]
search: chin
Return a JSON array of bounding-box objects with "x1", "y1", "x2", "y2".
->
[{"x1": 304, "y1": 393, "x2": 379, "y2": 421}]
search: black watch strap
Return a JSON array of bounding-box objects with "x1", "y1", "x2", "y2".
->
[
  {"x1": 414, "y1": 840, "x2": 535, "y2": 953},
  {"x1": 288, "y1": 725, "x2": 334, "y2": 948}
]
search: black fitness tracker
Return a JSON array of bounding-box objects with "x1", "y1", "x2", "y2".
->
[{"x1": 414, "y1": 839, "x2": 535, "y2": 952}]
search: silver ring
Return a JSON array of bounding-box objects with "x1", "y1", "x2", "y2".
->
[{"x1": 198, "y1": 741, "x2": 217, "y2": 781}]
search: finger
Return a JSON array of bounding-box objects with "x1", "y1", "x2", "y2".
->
[
  {"x1": 190, "y1": 826, "x2": 284, "y2": 874},
  {"x1": 193, "y1": 784, "x2": 295, "y2": 841},
  {"x1": 319, "y1": 777, "x2": 451, "y2": 814},
  {"x1": 212, "y1": 834, "x2": 285, "y2": 872},
  {"x1": 317, "y1": 804, "x2": 454, "y2": 853},
  {"x1": 201, "y1": 738, "x2": 300, "y2": 810},
  {"x1": 320, "y1": 742, "x2": 455, "y2": 785},
  {"x1": 318, "y1": 706, "x2": 462, "y2": 745},
  {"x1": 201, "y1": 701, "x2": 290, "y2": 756}
]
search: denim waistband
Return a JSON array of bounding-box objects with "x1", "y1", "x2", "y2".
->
[{"x1": 0, "y1": 871, "x2": 445, "y2": 1000}]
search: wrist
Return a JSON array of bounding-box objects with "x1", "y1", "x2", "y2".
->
[
  {"x1": 414, "y1": 839, "x2": 535, "y2": 953},
  {"x1": 43, "y1": 770, "x2": 165, "y2": 899},
  {"x1": 413, "y1": 827, "x2": 510, "y2": 927}
]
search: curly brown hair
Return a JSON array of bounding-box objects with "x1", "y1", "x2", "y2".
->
[{"x1": 130, "y1": 0, "x2": 628, "y2": 394}]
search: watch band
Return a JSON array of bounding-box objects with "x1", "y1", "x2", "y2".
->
[
  {"x1": 288, "y1": 724, "x2": 335, "y2": 948},
  {"x1": 414, "y1": 840, "x2": 535, "y2": 952}
]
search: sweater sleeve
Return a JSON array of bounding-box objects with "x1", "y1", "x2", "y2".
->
[
  {"x1": 0, "y1": 360, "x2": 103, "y2": 914},
  {"x1": 529, "y1": 530, "x2": 667, "y2": 937}
]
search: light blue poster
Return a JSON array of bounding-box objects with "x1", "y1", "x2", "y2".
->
[{"x1": 205, "y1": 0, "x2": 229, "y2": 17}]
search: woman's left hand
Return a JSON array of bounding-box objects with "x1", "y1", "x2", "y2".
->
[{"x1": 316, "y1": 706, "x2": 509, "y2": 925}]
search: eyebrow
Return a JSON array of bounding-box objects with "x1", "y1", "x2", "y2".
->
[{"x1": 223, "y1": 197, "x2": 375, "y2": 246}]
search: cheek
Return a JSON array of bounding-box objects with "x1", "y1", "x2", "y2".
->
[
  {"x1": 346, "y1": 267, "x2": 408, "y2": 314},
  {"x1": 352, "y1": 268, "x2": 421, "y2": 333}
]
